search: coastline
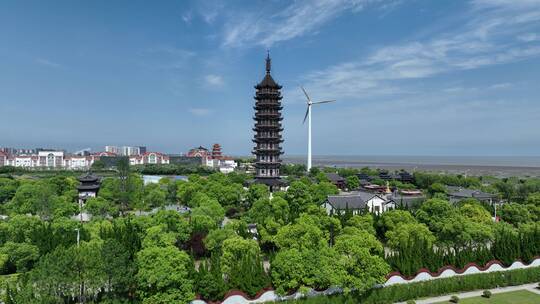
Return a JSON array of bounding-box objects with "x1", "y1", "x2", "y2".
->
[{"x1": 280, "y1": 155, "x2": 540, "y2": 178}]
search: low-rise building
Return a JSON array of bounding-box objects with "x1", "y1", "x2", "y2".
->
[
  {"x1": 323, "y1": 191, "x2": 395, "y2": 215},
  {"x1": 325, "y1": 172, "x2": 346, "y2": 190},
  {"x1": 129, "y1": 152, "x2": 170, "y2": 165},
  {"x1": 187, "y1": 146, "x2": 209, "y2": 158},
  {"x1": 447, "y1": 186, "x2": 497, "y2": 204}
]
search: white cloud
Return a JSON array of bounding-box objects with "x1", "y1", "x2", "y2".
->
[
  {"x1": 489, "y1": 82, "x2": 513, "y2": 89},
  {"x1": 197, "y1": 0, "x2": 224, "y2": 24},
  {"x1": 182, "y1": 11, "x2": 193, "y2": 24},
  {"x1": 518, "y1": 33, "x2": 539, "y2": 42},
  {"x1": 204, "y1": 74, "x2": 225, "y2": 87},
  {"x1": 189, "y1": 108, "x2": 211, "y2": 116},
  {"x1": 138, "y1": 46, "x2": 195, "y2": 70},
  {"x1": 222, "y1": 0, "x2": 392, "y2": 48},
  {"x1": 35, "y1": 58, "x2": 63, "y2": 69},
  {"x1": 293, "y1": 1, "x2": 540, "y2": 102}
]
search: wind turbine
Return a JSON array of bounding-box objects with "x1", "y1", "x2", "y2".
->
[{"x1": 301, "y1": 86, "x2": 336, "y2": 172}]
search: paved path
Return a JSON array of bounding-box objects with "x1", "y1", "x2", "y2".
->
[{"x1": 396, "y1": 283, "x2": 540, "y2": 304}]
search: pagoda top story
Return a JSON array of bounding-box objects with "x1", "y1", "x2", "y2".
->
[
  {"x1": 255, "y1": 53, "x2": 282, "y2": 90},
  {"x1": 77, "y1": 172, "x2": 101, "y2": 192}
]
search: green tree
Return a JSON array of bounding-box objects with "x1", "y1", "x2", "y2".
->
[
  {"x1": 248, "y1": 196, "x2": 290, "y2": 246},
  {"x1": 385, "y1": 222, "x2": 436, "y2": 250},
  {"x1": 85, "y1": 197, "x2": 119, "y2": 218},
  {"x1": 345, "y1": 175, "x2": 360, "y2": 190},
  {"x1": 136, "y1": 246, "x2": 195, "y2": 304},
  {"x1": 101, "y1": 239, "x2": 137, "y2": 299},
  {"x1": 143, "y1": 185, "x2": 167, "y2": 210},
  {"x1": 500, "y1": 203, "x2": 532, "y2": 226},
  {"x1": 117, "y1": 157, "x2": 131, "y2": 214},
  {"x1": 195, "y1": 253, "x2": 227, "y2": 301},
  {"x1": 220, "y1": 236, "x2": 260, "y2": 277},
  {"x1": 459, "y1": 203, "x2": 492, "y2": 224},
  {"x1": 0, "y1": 242, "x2": 39, "y2": 273},
  {"x1": 246, "y1": 183, "x2": 270, "y2": 208},
  {"x1": 346, "y1": 214, "x2": 376, "y2": 235},
  {"x1": 274, "y1": 215, "x2": 326, "y2": 251},
  {"x1": 334, "y1": 231, "x2": 390, "y2": 294},
  {"x1": 526, "y1": 192, "x2": 540, "y2": 206},
  {"x1": 379, "y1": 210, "x2": 417, "y2": 234},
  {"x1": 285, "y1": 181, "x2": 314, "y2": 220},
  {"x1": 428, "y1": 183, "x2": 447, "y2": 196},
  {"x1": 416, "y1": 198, "x2": 456, "y2": 233},
  {"x1": 191, "y1": 194, "x2": 225, "y2": 227}
]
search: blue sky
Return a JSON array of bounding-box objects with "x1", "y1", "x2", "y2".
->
[{"x1": 1, "y1": 0, "x2": 539, "y2": 156}]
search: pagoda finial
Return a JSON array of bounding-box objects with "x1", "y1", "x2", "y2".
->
[{"x1": 266, "y1": 50, "x2": 271, "y2": 73}]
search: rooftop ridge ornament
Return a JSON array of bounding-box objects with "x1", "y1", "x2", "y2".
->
[{"x1": 266, "y1": 50, "x2": 271, "y2": 73}]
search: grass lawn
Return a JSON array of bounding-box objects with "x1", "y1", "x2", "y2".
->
[{"x1": 434, "y1": 290, "x2": 540, "y2": 304}]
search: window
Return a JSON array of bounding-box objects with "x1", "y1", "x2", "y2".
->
[{"x1": 47, "y1": 153, "x2": 55, "y2": 167}]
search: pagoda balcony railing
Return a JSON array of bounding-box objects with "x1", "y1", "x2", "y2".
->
[
  {"x1": 254, "y1": 100, "x2": 283, "y2": 106},
  {"x1": 253, "y1": 128, "x2": 284, "y2": 132},
  {"x1": 252, "y1": 148, "x2": 282, "y2": 154},
  {"x1": 253, "y1": 139, "x2": 284, "y2": 144},
  {"x1": 254, "y1": 111, "x2": 281, "y2": 116},
  {"x1": 253, "y1": 116, "x2": 283, "y2": 121},
  {"x1": 255, "y1": 160, "x2": 282, "y2": 165},
  {"x1": 254, "y1": 163, "x2": 282, "y2": 168},
  {"x1": 255, "y1": 91, "x2": 281, "y2": 97},
  {"x1": 254, "y1": 105, "x2": 283, "y2": 111},
  {"x1": 253, "y1": 123, "x2": 282, "y2": 128},
  {"x1": 257, "y1": 88, "x2": 280, "y2": 94},
  {"x1": 253, "y1": 134, "x2": 282, "y2": 139}
]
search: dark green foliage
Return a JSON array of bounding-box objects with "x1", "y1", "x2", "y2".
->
[
  {"x1": 482, "y1": 290, "x2": 492, "y2": 298},
  {"x1": 132, "y1": 163, "x2": 216, "y2": 175},
  {"x1": 227, "y1": 253, "x2": 270, "y2": 297},
  {"x1": 281, "y1": 164, "x2": 307, "y2": 177},
  {"x1": 285, "y1": 266, "x2": 540, "y2": 304},
  {"x1": 98, "y1": 218, "x2": 142, "y2": 259},
  {"x1": 195, "y1": 253, "x2": 227, "y2": 301},
  {"x1": 387, "y1": 223, "x2": 540, "y2": 276},
  {"x1": 450, "y1": 295, "x2": 459, "y2": 303}
]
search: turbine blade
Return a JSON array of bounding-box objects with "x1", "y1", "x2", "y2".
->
[
  {"x1": 302, "y1": 106, "x2": 309, "y2": 124},
  {"x1": 312, "y1": 100, "x2": 336, "y2": 105},
  {"x1": 301, "y1": 86, "x2": 311, "y2": 102}
]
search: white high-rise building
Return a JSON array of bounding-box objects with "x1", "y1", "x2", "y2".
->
[
  {"x1": 122, "y1": 146, "x2": 140, "y2": 156},
  {"x1": 105, "y1": 146, "x2": 119, "y2": 154}
]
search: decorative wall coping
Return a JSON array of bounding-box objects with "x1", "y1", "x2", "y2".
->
[{"x1": 191, "y1": 257, "x2": 540, "y2": 304}]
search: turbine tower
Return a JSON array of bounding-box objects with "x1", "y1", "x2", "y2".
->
[{"x1": 301, "y1": 86, "x2": 336, "y2": 172}]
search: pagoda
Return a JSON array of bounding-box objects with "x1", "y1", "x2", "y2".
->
[
  {"x1": 211, "y1": 143, "x2": 223, "y2": 160},
  {"x1": 77, "y1": 172, "x2": 101, "y2": 206},
  {"x1": 252, "y1": 53, "x2": 287, "y2": 191}
]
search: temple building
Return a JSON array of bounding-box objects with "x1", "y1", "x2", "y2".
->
[
  {"x1": 77, "y1": 172, "x2": 101, "y2": 206},
  {"x1": 251, "y1": 53, "x2": 287, "y2": 191}
]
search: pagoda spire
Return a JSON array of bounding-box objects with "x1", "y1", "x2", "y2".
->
[{"x1": 266, "y1": 50, "x2": 271, "y2": 73}]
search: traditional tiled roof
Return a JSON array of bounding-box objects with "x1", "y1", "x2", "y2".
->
[
  {"x1": 325, "y1": 191, "x2": 385, "y2": 210},
  {"x1": 447, "y1": 186, "x2": 496, "y2": 199},
  {"x1": 325, "y1": 172, "x2": 345, "y2": 183}
]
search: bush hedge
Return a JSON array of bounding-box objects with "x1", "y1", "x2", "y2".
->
[{"x1": 283, "y1": 266, "x2": 540, "y2": 303}]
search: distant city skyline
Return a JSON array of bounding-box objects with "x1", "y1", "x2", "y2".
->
[{"x1": 1, "y1": 0, "x2": 539, "y2": 156}]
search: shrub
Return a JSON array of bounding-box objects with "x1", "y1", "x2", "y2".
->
[
  {"x1": 450, "y1": 295, "x2": 459, "y2": 303},
  {"x1": 406, "y1": 300, "x2": 416, "y2": 304},
  {"x1": 482, "y1": 290, "x2": 492, "y2": 298},
  {"x1": 283, "y1": 267, "x2": 540, "y2": 303}
]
